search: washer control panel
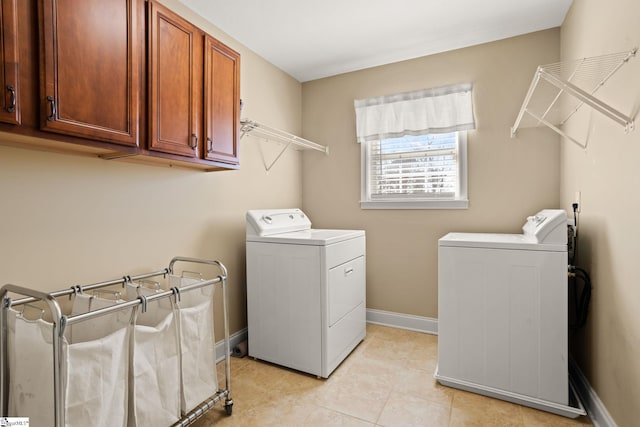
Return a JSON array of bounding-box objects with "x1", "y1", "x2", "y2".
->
[
  {"x1": 522, "y1": 209, "x2": 567, "y2": 244},
  {"x1": 246, "y1": 209, "x2": 311, "y2": 236}
]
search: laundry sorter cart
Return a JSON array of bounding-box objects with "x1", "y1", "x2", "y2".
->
[{"x1": 0, "y1": 256, "x2": 233, "y2": 427}]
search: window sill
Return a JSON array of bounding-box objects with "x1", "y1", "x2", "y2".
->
[{"x1": 360, "y1": 199, "x2": 469, "y2": 210}]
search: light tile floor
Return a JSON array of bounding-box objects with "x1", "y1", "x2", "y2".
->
[{"x1": 193, "y1": 324, "x2": 592, "y2": 426}]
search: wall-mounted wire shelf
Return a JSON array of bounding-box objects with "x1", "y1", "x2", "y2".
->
[
  {"x1": 240, "y1": 119, "x2": 329, "y2": 172},
  {"x1": 511, "y1": 47, "x2": 637, "y2": 148}
]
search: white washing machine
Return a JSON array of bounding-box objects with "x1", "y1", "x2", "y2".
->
[
  {"x1": 246, "y1": 209, "x2": 366, "y2": 378},
  {"x1": 436, "y1": 209, "x2": 585, "y2": 418}
]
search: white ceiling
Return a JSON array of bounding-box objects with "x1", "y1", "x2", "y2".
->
[{"x1": 178, "y1": 0, "x2": 572, "y2": 82}]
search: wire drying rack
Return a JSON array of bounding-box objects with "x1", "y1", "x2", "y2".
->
[
  {"x1": 511, "y1": 47, "x2": 637, "y2": 148},
  {"x1": 240, "y1": 118, "x2": 329, "y2": 172}
]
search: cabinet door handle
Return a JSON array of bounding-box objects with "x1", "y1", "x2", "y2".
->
[
  {"x1": 191, "y1": 133, "x2": 198, "y2": 149},
  {"x1": 207, "y1": 137, "x2": 213, "y2": 153},
  {"x1": 344, "y1": 268, "x2": 354, "y2": 276},
  {"x1": 46, "y1": 96, "x2": 56, "y2": 121},
  {"x1": 6, "y1": 85, "x2": 15, "y2": 113}
]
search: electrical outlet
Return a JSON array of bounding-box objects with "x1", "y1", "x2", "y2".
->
[{"x1": 575, "y1": 191, "x2": 581, "y2": 212}]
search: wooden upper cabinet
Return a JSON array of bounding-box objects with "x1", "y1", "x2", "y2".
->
[
  {"x1": 204, "y1": 35, "x2": 240, "y2": 165},
  {"x1": 39, "y1": 0, "x2": 140, "y2": 146},
  {"x1": 0, "y1": 0, "x2": 240, "y2": 170},
  {"x1": 0, "y1": 0, "x2": 20, "y2": 125},
  {"x1": 148, "y1": 1, "x2": 203, "y2": 158}
]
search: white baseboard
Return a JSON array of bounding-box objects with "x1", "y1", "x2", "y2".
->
[
  {"x1": 215, "y1": 327, "x2": 248, "y2": 362},
  {"x1": 366, "y1": 308, "x2": 438, "y2": 335},
  {"x1": 569, "y1": 358, "x2": 617, "y2": 427}
]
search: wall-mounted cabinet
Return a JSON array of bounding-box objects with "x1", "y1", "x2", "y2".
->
[
  {"x1": 0, "y1": 0, "x2": 240, "y2": 171},
  {"x1": 147, "y1": 2, "x2": 240, "y2": 168},
  {"x1": 0, "y1": 0, "x2": 20, "y2": 125},
  {"x1": 204, "y1": 36, "x2": 240, "y2": 165},
  {"x1": 148, "y1": 1, "x2": 202, "y2": 158},
  {"x1": 40, "y1": 0, "x2": 141, "y2": 147}
]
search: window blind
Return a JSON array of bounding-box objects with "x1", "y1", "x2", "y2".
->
[{"x1": 369, "y1": 133, "x2": 458, "y2": 198}]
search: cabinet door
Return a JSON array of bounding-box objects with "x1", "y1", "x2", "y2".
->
[
  {"x1": 0, "y1": 0, "x2": 19, "y2": 125},
  {"x1": 40, "y1": 0, "x2": 140, "y2": 146},
  {"x1": 148, "y1": 1, "x2": 203, "y2": 158},
  {"x1": 204, "y1": 35, "x2": 240, "y2": 165}
]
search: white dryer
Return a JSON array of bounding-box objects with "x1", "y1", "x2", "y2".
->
[
  {"x1": 436, "y1": 209, "x2": 585, "y2": 418},
  {"x1": 246, "y1": 209, "x2": 366, "y2": 378}
]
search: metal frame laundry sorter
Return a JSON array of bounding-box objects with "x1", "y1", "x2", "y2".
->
[{"x1": 0, "y1": 256, "x2": 233, "y2": 427}]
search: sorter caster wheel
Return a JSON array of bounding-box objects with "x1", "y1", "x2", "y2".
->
[{"x1": 225, "y1": 403, "x2": 233, "y2": 416}]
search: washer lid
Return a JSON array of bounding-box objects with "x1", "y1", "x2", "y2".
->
[
  {"x1": 247, "y1": 228, "x2": 365, "y2": 245},
  {"x1": 438, "y1": 232, "x2": 566, "y2": 252}
]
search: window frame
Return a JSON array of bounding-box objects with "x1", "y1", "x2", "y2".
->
[{"x1": 360, "y1": 131, "x2": 468, "y2": 210}]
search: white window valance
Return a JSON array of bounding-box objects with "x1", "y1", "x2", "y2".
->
[{"x1": 354, "y1": 83, "x2": 475, "y2": 143}]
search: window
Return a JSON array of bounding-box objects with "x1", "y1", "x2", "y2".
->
[
  {"x1": 360, "y1": 132, "x2": 468, "y2": 209},
  {"x1": 354, "y1": 83, "x2": 474, "y2": 210}
]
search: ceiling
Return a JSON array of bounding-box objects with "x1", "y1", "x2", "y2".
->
[{"x1": 178, "y1": 0, "x2": 572, "y2": 82}]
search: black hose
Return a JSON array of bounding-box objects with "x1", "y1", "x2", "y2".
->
[
  {"x1": 567, "y1": 202, "x2": 591, "y2": 331},
  {"x1": 569, "y1": 266, "x2": 592, "y2": 331},
  {"x1": 570, "y1": 203, "x2": 579, "y2": 265}
]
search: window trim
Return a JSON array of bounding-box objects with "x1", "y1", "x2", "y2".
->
[{"x1": 360, "y1": 132, "x2": 468, "y2": 210}]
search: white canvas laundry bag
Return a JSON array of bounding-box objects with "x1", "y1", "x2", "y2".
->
[
  {"x1": 64, "y1": 293, "x2": 131, "y2": 427},
  {"x1": 169, "y1": 275, "x2": 217, "y2": 414},
  {"x1": 7, "y1": 294, "x2": 131, "y2": 427},
  {"x1": 7, "y1": 309, "x2": 55, "y2": 426},
  {"x1": 127, "y1": 289, "x2": 181, "y2": 427}
]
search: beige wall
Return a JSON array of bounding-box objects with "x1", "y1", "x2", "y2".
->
[
  {"x1": 560, "y1": 0, "x2": 640, "y2": 425},
  {"x1": 301, "y1": 29, "x2": 561, "y2": 318},
  {"x1": 0, "y1": 0, "x2": 304, "y2": 338},
  {"x1": 3, "y1": 1, "x2": 635, "y2": 422}
]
